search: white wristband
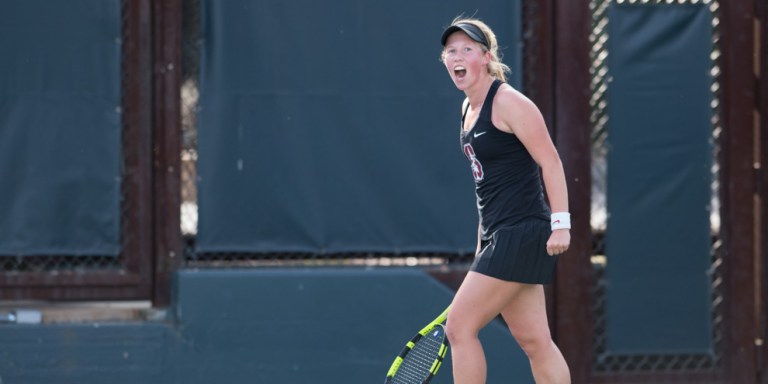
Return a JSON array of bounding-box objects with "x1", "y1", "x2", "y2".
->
[{"x1": 551, "y1": 212, "x2": 571, "y2": 230}]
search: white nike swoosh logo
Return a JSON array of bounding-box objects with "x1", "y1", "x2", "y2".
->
[{"x1": 473, "y1": 131, "x2": 487, "y2": 138}]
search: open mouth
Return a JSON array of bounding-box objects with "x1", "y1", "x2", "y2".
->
[{"x1": 454, "y1": 66, "x2": 467, "y2": 80}]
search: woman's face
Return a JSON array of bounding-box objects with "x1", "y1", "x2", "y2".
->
[{"x1": 443, "y1": 32, "x2": 488, "y2": 90}]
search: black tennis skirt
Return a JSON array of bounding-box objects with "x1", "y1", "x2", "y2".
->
[{"x1": 471, "y1": 218, "x2": 557, "y2": 284}]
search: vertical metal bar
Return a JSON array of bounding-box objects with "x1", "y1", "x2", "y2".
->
[
  {"x1": 151, "y1": 0, "x2": 182, "y2": 307},
  {"x1": 758, "y1": 0, "x2": 768, "y2": 380},
  {"x1": 552, "y1": 1, "x2": 595, "y2": 383},
  {"x1": 523, "y1": 0, "x2": 559, "y2": 342},
  {"x1": 718, "y1": 0, "x2": 758, "y2": 382},
  {"x1": 122, "y1": 0, "x2": 154, "y2": 299},
  {"x1": 523, "y1": 0, "x2": 555, "y2": 129}
]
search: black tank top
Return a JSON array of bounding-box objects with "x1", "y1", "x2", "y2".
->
[{"x1": 459, "y1": 80, "x2": 550, "y2": 240}]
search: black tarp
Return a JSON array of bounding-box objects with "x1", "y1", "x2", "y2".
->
[
  {"x1": 196, "y1": 0, "x2": 523, "y2": 253},
  {"x1": 604, "y1": 4, "x2": 714, "y2": 355},
  {"x1": 0, "y1": 1, "x2": 122, "y2": 256}
]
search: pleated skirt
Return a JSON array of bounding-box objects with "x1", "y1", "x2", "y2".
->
[{"x1": 470, "y1": 218, "x2": 557, "y2": 285}]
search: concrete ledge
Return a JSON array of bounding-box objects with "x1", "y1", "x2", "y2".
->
[
  {"x1": 0, "y1": 268, "x2": 535, "y2": 383},
  {"x1": 174, "y1": 267, "x2": 534, "y2": 383},
  {"x1": 0, "y1": 301, "x2": 159, "y2": 324}
]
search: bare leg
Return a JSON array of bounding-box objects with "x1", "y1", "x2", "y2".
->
[
  {"x1": 446, "y1": 272, "x2": 528, "y2": 384},
  {"x1": 500, "y1": 285, "x2": 570, "y2": 384}
]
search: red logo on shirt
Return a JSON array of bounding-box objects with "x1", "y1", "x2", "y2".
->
[{"x1": 463, "y1": 143, "x2": 484, "y2": 182}]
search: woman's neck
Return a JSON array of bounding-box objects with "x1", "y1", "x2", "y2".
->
[{"x1": 464, "y1": 76, "x2": 496, "y2": 109}]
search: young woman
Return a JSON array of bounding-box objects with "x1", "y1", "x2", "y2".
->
[{"x1": 440, "y1": 18, "x2": 572, "y2": 383}]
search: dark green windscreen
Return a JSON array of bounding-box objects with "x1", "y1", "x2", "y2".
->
[
  {"x1": 605, "y1": 4, "x2": 714, "y2": 354},
  {"x1": 0, "y1": 1, "x2": 122, "y2": 256},
  {"x1": 196, "y1": 0, "x2": 523, "y2": 253}
]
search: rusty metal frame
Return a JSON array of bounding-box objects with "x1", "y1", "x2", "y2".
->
[
  {"x1": 0, "y1": 0, "x2": 155, "y2": 301},
  {"x1": 536, "y1": 0, "x2": 760, "y2": 382},
  {"x1": 718, "y1": 0, "x2": 759, "y2": 382},
  {"x1": 151, "y1": 0, "x2": 183, "y2": 306},
  {"x1": 759, "y1": 0, "x2": 768, "y2": 380}
]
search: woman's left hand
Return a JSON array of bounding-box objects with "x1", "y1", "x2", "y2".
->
[{"x1": 546, "y1": 229, "x2": 571, "y2": 256}]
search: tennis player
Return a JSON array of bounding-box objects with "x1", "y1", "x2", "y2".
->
[{"x1": 441, "y1": 17, "x2": 571, "y2": 383}]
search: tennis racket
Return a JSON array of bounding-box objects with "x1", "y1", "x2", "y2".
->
[{"x1": 384, "y1": 306, "x2": 450, "y2": 384}]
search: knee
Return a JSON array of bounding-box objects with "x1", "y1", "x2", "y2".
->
[
  {"x1": 513, "y1": 331, "x2": 554, "y2": 359},
  {"x1": 445, "y1": 312, "x2": 479, "y2": 345}
]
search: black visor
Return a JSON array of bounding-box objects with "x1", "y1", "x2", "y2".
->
[{"x1": 440, "y1": 23, "x2": 489, "y2": 48}]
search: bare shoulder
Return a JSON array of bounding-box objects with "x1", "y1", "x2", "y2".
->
[{"x1": 492, "y1": 83, "x2": 544, "y2": 135}]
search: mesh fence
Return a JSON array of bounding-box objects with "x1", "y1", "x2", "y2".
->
[
  {"x1": 0, "y1": 255, "x2": 122, "y2": 273},
  {"x1": 591, "y1": 241, "x2": 724, "y2": 372},
  {"x1": 588, "y1": 0, "x2": 723, "y2": 373}
]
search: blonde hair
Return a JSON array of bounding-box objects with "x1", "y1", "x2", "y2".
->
[{"x1": 441, "y1": 17, "x2": 511, "y2": 82}]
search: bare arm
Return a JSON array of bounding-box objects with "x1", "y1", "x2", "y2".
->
[{"x1": 492, "y1": 85, "x2": 570, "y2": 256}]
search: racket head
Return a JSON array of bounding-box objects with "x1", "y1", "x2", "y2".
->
[{"x1": 385, "y1": 323, "x2": 450, "y2": 384}]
